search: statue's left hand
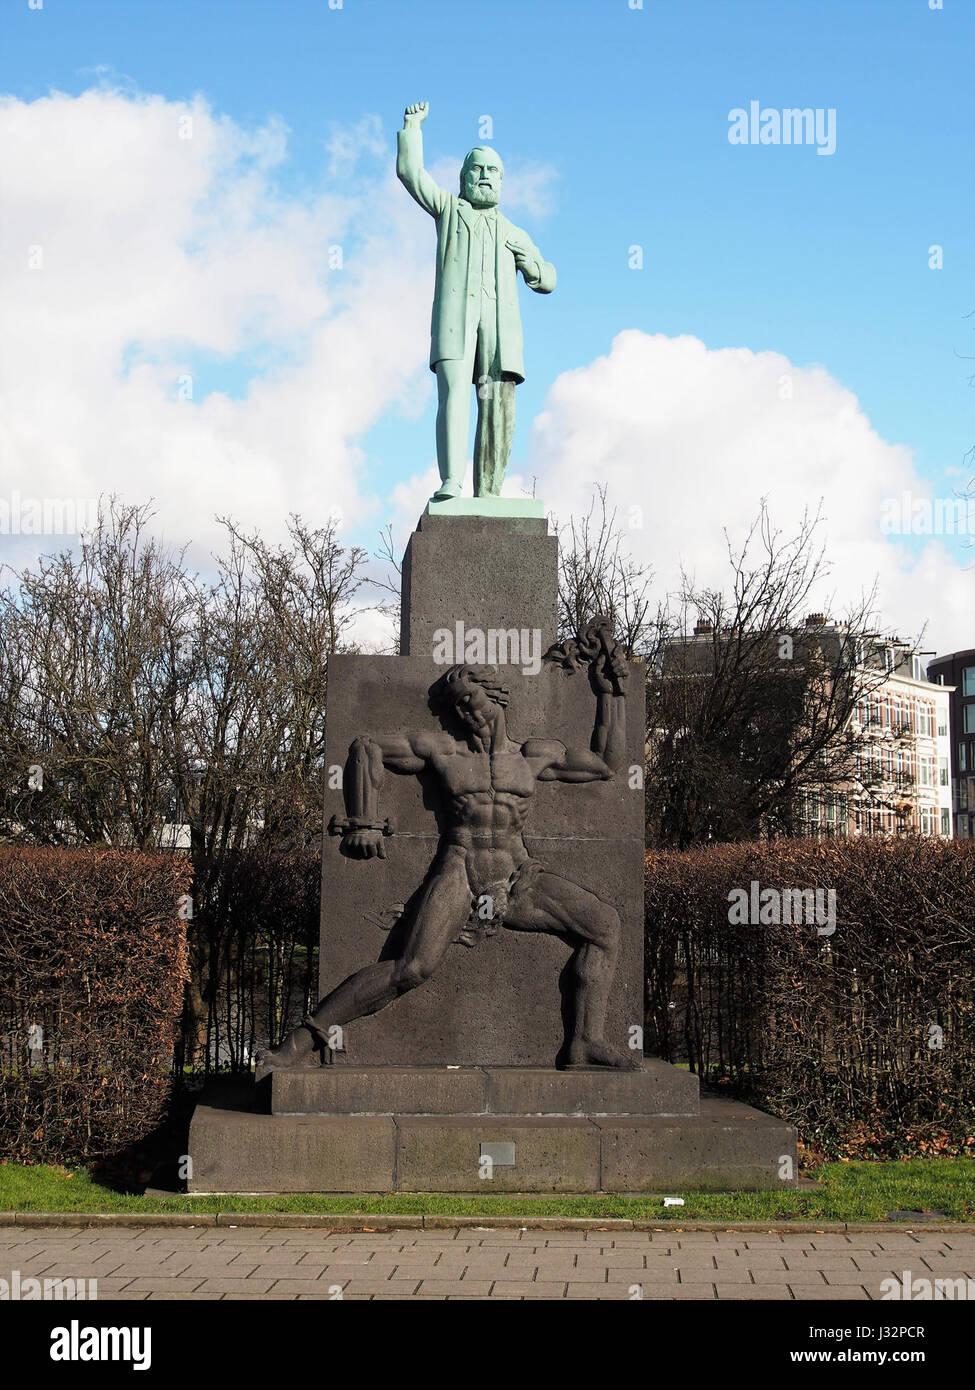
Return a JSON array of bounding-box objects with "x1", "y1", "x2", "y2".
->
[{"x1": 505, "y1": 238, "x2": 539, "y2": 280}]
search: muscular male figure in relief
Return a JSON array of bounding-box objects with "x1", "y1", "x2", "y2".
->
[{"x1": 257, "y1": 627, "x2": 637, "y2": 1077}]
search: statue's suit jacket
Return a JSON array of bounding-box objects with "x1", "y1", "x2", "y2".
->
[{"x1": 397, "y1": 126, "x2": 556, "y2": 383}]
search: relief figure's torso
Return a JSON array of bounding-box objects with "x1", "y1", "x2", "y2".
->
[{"x1": 432, "y1": 747, "x2": 537, "y2": 888}]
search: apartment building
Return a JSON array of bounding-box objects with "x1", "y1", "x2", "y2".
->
[
  {"x1": 926, "y1": 648, "x2": 975, "y2": 839},
  {"x1": 843, "y1": 641, "x2": 953, "y2": 840},
  {"x1": 666, "y1": 615, "x2": 953, "y2": 841}
]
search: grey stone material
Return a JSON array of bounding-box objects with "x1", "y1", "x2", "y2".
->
[
  {"x1": 394, "y1": 1116, "x2": 602, "y2": 1193},
  {"x1": 186, "y1": 1093, "x2": 797, "y2": 1193},
  {"x1": 270, "y1": 1062, "x2": 700, "y2": 1117},
  {"x1": 317, "y1": 652, "x2": 645, "y2": 1068},
  {"x1": 400, "y1": 514, "x2": 558, "y2": 657},
  {"x1": 187, "y1": 1106, "x2": 395, "y2": 1194},
  {"x1": 271, "y1": 1066, "x2": 490, "y2": 1116},
  {"x1": 248, "y1": 525, "x2": 643, "y2": 1077},
  {"x1": 484, "y1": 1060, "x2": 699, "y2": 1117},
  {"x1": 593, "y1": 1098, "x2": 798, "y2": 1192}
]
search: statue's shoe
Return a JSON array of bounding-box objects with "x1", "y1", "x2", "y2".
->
[{"x1": 432, "y1": 479, "x2": 463, "y2": 501}]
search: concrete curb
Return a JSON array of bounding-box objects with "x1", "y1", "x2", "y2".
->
[
  {"x1": 2, "y1": 1211, "x2": 975, "y2": 1234},
  {"x1": 8, "y1": 1212, "x2": 219, "y2": 1227},
  {"x1": 214, "y1": 1212, "x2": 424, "y2": 1229},
  {"x1": 419, "y1": 1214, "x2": 635, "y2": 1230}
]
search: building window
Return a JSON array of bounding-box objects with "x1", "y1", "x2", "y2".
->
[
  {"x1": 941, "y1": 807, "x2": 951, "y2": 836},
  {"x1": 940, "y1": 758, "x2": 950, "y2": 786},
  {"x1": 961, "y1": 743, "x2": 969, "y2": 772},
  {"x1": 966, "y1": 706, "x2": 975, "y2": 735},
  {"x1": 963, "y1": 667, "x2": 975, "y2": 697}
]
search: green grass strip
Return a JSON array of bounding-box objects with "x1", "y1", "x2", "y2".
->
[{"x1": 1, "y1": 1159, "x2": 974, "y2": 1221}]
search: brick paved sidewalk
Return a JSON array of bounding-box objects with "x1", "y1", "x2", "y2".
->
[{"x1": 2, "y1": 1226, "x2": 973, "y2": 1300}]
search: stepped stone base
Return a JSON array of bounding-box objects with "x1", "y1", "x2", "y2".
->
[
  {"x1": 268, "y1": 1062, "x2": 699, "y2": 1118},
  {"x1": 187, "y1": 1065, "x2": 797, "y2": 1194}
]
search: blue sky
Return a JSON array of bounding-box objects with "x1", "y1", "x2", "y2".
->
[{"x1": 1, "y1": 0, "x2": 972, "y2": 649}]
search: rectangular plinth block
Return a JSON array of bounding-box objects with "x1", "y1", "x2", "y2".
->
[
  {"x1": 394, "y1": 1116, "x2": 601, "y2": 1193},
  {"x1": 594, "y1": 1099, "x2": 799, "y2": 1192},
  {"x1": 319, "y1": 514, "x2": 646, "y2": 1070},
  {"x1": 187, "y1": 1107, "x2": 394, "y2": 1194},
  {"x1": 423, "y1": 498, "x2": 546, "y2": 521},
  {"x1": 400, "y1": 513, "x2": 557, "y2": 657},
  {"x1": 270, "y1": 1062, "x2": 700, "y2": 1117}
]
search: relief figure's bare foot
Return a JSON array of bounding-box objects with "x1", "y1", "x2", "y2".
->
[{"x1": 254, "y1": 1021, "x2": 318, "y2": 1083}]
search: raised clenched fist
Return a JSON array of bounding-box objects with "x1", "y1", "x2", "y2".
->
[
  {"x1": 342, "y1": 827, "x2": 387, "y2": 859},
  {"x1": 403, "y1": 102, "x2": 429, "y2": 128}
]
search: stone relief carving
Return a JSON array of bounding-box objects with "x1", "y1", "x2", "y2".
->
[{"x1": 256, "y1": 618, "x2": 637, "y2": 1077}]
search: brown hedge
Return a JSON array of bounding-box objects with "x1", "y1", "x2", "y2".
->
[
  {"x1": 0, "y1": 846, "x2": 191, "y2": 1164},
  {"x1": 645, "y1": 837, "x2": 975, "y2": 1158}
]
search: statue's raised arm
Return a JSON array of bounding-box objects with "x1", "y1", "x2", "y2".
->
[
  {"x1": 532, "y1": 618, "x2": 628, "y2": 782},
  {"x1": 396, "y1": 101, "x2": 449, "y2": 218}
]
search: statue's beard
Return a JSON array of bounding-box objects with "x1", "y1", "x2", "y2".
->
[{"x1": 465, "y1": 182, "x2": 500, "y2": 208}]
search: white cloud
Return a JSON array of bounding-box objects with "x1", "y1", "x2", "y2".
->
[
  {"x1": 0, "y1": 88, "x2": 431, "y2": 563},
  {"x1": 390, "y1": 464, "x2": 441, "y2": 533},
  {"x1": 527, "y1": 330, "x2": 974, "y2": 658},
  {"x1": 499, "y1": 161, "x2": 560, "y2": 221},
  {"x1": 325, "y1": 113, "x2": 387, "y2": 180}
]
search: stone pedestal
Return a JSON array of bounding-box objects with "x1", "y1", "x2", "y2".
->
[
  {"x1": 399, "y1": 512, "x2": 557, "y2": 662},
  {"x1": 188, "y1": 511, "x2": 798, "y2": 1194},
  {"x1": 187, "y1": 1067, "x2": 797, "y2": 1193},
  {"x1": 320, "y1": 514, "x2": 644, "y2": 1068}
]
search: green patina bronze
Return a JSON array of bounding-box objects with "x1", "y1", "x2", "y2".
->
[{"x1": 397, "y1": 102, "x2": 555, "y2": 510}]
